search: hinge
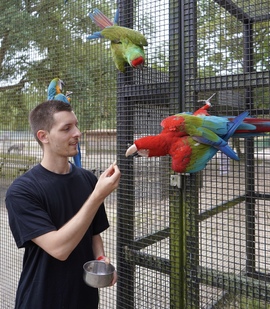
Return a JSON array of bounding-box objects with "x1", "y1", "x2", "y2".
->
[{"x1": 170, "y1": 175, "x2": 181, "y2": 188}]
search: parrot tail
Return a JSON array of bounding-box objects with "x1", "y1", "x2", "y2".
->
[
  {"x1": 192, "y1": 134, "x2": 240, "y2": 161},
  {"x1": 225, "y1": 111, "x2": 250, "y2": 141},
  {"x1": 73, "y1": 144, "x2": 82, "y2": 167},
  {"x1": 192, "y1": 112, "x2": 250, "y2": 161},
  {"x1": 234, "y1": 117, "x2": 270, "y2": 135},
  {"x1": 89, "y1": 8, "x2": 113, "y2": 29}
]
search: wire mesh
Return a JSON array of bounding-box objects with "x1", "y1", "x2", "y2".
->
[{"x1": 0, "y1": 0, "x2": 270, "y2": 308}]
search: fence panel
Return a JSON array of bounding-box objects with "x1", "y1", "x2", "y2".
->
[{"x1": 0, "y1": 0, "x2": 270, "y2": 308}]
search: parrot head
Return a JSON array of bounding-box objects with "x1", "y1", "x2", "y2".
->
[
  {"x1": 126, "y1": 134, "x2": 178, "y2": 158},
  {"x1": 111, "y1": 35, "x2": 146, "y2": 72}
]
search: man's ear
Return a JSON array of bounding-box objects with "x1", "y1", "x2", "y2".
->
[{"x1": 37, "y1": 130, "x2": 49, "y2": 144}]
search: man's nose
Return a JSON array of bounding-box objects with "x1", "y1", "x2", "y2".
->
[{"x1": 74, "y1": 127, "x2": 81, "y2": 138}]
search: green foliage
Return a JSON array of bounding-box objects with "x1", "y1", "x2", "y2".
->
[
  {"x1": 0, "y1": 0, "x2": 270, "y2": 131},
  {"x1": 0, "y1": 0, "x2": 117, "y2": 131},
  {"x1": 197, "y1": 0, "x2": 270, "y2": 76}
]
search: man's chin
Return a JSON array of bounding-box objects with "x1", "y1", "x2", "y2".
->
[{"x1": 69, "y1": 148, "x2": 79, "y2": 156}]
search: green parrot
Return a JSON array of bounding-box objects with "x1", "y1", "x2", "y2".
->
[{"x1": 87, "y1": 8, "x2": 148, "y2": 72}]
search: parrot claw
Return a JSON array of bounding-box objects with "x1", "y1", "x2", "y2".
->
[{"x1": 198, "y1": 93, "x2": 216, "y2": 106}]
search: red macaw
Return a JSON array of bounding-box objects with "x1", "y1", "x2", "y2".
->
[{"x1": 125, "y1": 100, "x2": 270, "y2": 173}]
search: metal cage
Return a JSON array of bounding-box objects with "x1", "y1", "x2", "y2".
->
[{"x1": 1, "y1": 0, "x2": 270, "y2": 308}]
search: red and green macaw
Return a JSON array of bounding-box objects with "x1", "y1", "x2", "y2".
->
[
  {"x1": 87, "y1": 8, "x2": 148, "y2": 73},
  {"x1": 125, "y1": 99, "x2": 270, "y2": 173},
  {"x1": 47, "y1": 78, "x2": 82, "y2": 167}
]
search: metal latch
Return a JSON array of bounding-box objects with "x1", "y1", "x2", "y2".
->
[{"x1": 170, "y1": 175, "x2": 181, "y2": 188}]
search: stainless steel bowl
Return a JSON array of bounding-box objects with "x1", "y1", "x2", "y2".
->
[{"x1": 83, "y1": 260, "x2": 115, "y2": 288}]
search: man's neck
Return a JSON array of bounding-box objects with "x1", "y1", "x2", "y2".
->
[{"x1": 41, "y1": 158, "x2": 71, "y2": 174}]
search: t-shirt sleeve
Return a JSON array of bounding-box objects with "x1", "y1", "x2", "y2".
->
[
  {"x1": 92, "y1": 203, "x2": 110, "y2": 235},
  {"x1": 5, "y1": 180, "x2": 57, "y2": 249},
  {"x1": 84, "y1": 170, "x2": 110, "y2": 235}
]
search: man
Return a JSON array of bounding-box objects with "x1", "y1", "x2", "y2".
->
[{"x1": 5, "y1": 100, "x2": 121, "y2": 309}]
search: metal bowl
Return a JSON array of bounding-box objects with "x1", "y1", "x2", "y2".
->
[{"x1": 83, "y1": 260, "x2": 115, "y2": 288}]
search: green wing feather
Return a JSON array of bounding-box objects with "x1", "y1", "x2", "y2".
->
[{"x1": 101, "y1": 26, "x2": 148, "y2": 46}]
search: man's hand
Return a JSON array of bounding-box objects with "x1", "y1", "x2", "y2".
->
[
  {"x1": 97, "y1": 255, "x2": 118, "y2": 286},
  {"x1": 94, "y1": 162, "x2": 121, "y2": 200}
]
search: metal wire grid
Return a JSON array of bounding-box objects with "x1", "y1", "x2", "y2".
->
[
  {"x1": 184, "y1": 0, "x2": 270, "y2": 308},
  {"x1": 0, "y1": 0, "x2": 270, "y2": 308}
]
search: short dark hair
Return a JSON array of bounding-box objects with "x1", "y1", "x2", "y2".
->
[{"x1": 29, "y1": 100, "x2": 73, "y2": 146}]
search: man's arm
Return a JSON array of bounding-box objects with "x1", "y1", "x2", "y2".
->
[
  {"x1": 32, "y1": 164, "x2": 120, "y2": 261},
  {"x1": 92, "y1": 234, "x2": 105, "y2": 259}
]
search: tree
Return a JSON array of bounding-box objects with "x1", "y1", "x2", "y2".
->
[{"x1": 0, "y1": 0, "x2": 117, "y2": 130}]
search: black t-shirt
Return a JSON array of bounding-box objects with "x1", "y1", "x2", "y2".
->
[{"x1": 5, "y1": 163, "x2": 109, "y2": 309}]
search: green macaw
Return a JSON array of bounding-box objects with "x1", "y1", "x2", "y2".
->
[{"x1": 87, "y1": 8, "x2": 148, "y2": 72}]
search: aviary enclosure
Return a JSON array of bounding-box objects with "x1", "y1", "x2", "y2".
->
[{"x1": 1, "y1": 0, "x2": 270, "y2": 308}]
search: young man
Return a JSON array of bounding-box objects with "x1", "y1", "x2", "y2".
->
[{"x1": 5, "y1": 100, "x2": 121, "y2": 309}]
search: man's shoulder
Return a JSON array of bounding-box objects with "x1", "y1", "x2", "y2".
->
[{"x1": 7, "y1": 165, "x2": 42, "y2": 193}]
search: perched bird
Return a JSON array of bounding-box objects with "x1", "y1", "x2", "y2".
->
[
  {"x1": 47, "y1": 78, "x2": 71, "y2": 103},
  {"x1": 87, "y1": 8, "x2": 148, "y2": 72},
  {"x1": 47, "y1": 78, "x2": 82, "y2": 167},
  {"x1": 125, "y1": 102, "x2": 270, "y2": 173},
  {"x1": 159, "y1": 113, "x2": 242, "y2": 160}
]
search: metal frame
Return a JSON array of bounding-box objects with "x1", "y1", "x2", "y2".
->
[{"x1": 116, "y1": 0, "x2": 270, "y2": 308}]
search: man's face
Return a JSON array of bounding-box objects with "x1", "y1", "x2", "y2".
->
[{"x1": 45, "y1": 111, "x2": 81, "y2": 158}]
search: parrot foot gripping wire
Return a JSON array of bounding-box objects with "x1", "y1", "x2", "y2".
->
[{"x1": 198, "y1": 93, "x2": 216, "y2": 106}]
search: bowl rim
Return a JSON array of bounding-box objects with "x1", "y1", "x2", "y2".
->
[{"x1": 83, "y1": 260, "x2": 115, "y2": 275}]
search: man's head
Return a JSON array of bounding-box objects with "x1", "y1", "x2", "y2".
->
[{"x1": 29, "y1": 100, "x2": 74, "y2": 147}]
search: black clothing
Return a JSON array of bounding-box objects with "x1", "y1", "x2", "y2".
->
[{"x1": 6, "y1": 163, "x2": 109, "y2": 309}]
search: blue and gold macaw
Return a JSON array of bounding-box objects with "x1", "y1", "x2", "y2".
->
[{"x1": 47, "y1": 78, "x2": 82, "y2": 167}]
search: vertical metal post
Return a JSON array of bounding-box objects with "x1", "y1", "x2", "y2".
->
[
  {"x1": 116, "y1": 2, "x2": 135, "y2": 309},
  {"x1": 169, "y1": 0, "x2": 199, "y2": 308},
  {"x1": 243, "y1": 19, "x2": 256, "y2": 276},
  {"x1": 169, "y1": 176, "x2": 186, "y2": 309},
  {"x1": 116, "y1": 82, "x2": 135, "y2": 309},
  {"x1": 168, "y1": 0, "x2": 186, "y2": 307}
]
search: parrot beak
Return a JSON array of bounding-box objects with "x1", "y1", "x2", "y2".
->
[
  {"x1": 131, "y1": 56, "x2": 145, "y2": 70},
  {"x1": 125, "y1": 144, "x2": 150, "y2": 157},
  {"x1": 59, "y1": 79, "x2": 65, "y2": 91},
  {"x1": 125, "y1": 144, "x2": 137, "y2": 157}
]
